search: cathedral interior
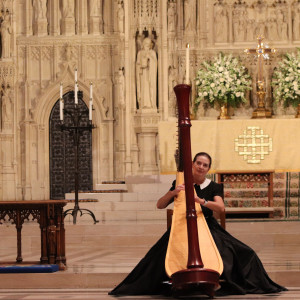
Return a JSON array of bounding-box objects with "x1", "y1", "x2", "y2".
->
[{"x1": 0, "y1": 0, "x2": 300, "y2": 299}]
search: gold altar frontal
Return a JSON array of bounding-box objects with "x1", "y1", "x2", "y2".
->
[{"x1": 159, "y1": 119, "x2": 300, "y2": 173}]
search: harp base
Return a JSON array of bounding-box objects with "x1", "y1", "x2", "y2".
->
[{"x1": 171, "y1": 268, "x2": 220, "y2": 298}]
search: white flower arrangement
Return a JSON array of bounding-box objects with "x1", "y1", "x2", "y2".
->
[
  {"x1": 271, "y1": 49, "x2": 300, "y2": 108},
  {"x1": 194, "y1": 53, "x2": 252, "y2": 110}
]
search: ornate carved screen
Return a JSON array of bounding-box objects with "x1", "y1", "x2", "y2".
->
[{"x1": 49, "y1": 91, "x2": 93, "y2": 199}]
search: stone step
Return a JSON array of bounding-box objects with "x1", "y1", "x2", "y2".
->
[
  {"x1": 95, "y1": 183, "x2": 128, "y2": 191},
  {"x1": 65, "y1": 191, "x2": 165, "y2": 202},
  {"x1": 64, "y1": 208, "x2": 167, "y2": 223}
]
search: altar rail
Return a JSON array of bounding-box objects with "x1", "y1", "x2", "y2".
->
[{"x1": 0, "y1": 200, "x2": 67, "y2": 270}]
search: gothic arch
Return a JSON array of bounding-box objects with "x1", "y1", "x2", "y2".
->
[{"x1": 33, "y1": 80, "x2": 104, "y2": 199}]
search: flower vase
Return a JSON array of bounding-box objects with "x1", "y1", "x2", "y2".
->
[
  {"x1": 296, "y1": 103, "x2": 300, "y2": 118},
  {"x1": 218, "y1": 103, "x2": 230, "y2": 119}
]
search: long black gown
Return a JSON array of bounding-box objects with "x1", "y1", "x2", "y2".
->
[{"x1": 109, "y1": 180, "x2": 287, "y2": 296}]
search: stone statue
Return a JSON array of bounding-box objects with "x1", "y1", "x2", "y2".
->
[
  {"x1": 34, "y1": 0, "x2": 47, "y2": 19},
  {"x1": 184, "y1": 0, "x2": 195, "y2": 32},
  {"x1": 167, "y1": 1, "x2": 176, "y2": 32},
  {"x1": 1, "y1": 86, "x2": 12, "y2": 122},
  {"x1": 293, "y1": 5, "x2": 300, "y2": 40},
  {"x1": 214, "y1": 4, "x2": 228, "y2": 42},
  {"x1": 136, "y1": 38, "x2": 157, "y2": 109},
  {"x1": 0, "y1": 12, "x2": 12, "y2": 59},
  {"x1": 117, "y1": 68, "x2": 125, "y2": 108},
  {"x1": 89, "y1": 0, "x2": 99, "y2": 16},
  {"x1": 268, "y1": 18, "x2": 278, "y2": 40},
  {"x1": 246, "y1": 19, "x2": 255, "y2": 42},
  {"x1": 276, "y1": 8, "x2": 287, "y2": 40},
  {"x1": 62, "y1": 0, "x2": 74, "y2": 18},
  {"x1": 168, "y1": 66, "x2": 177, "y2": 117},
  {"x1": 117, "y1": 1, "x2": 124, "y2": 34}
]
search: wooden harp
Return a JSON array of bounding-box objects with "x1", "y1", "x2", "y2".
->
[{"x1": 165, "y1": 84, "x2": 223, "y2": 298}]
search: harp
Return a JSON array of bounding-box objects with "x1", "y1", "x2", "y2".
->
[{"x1": 165, "y1": 84, "x2": 223, "y2": 298}]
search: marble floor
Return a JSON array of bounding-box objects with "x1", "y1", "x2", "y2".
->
[{"x1": 0, "y1": 219, "x2": 300, "y2": 299}]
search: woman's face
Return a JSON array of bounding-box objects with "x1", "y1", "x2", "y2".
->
[{"x1": 192, "y1": 155, "x2": 210, "y2": 177}]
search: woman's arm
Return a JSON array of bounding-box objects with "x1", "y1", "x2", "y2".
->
[
  {"x1": 156, "y1": 184, "x2": 185, "y2": 209},
  {"x1": 195, "y1": 195, "x2": 225, "y2": 213}
]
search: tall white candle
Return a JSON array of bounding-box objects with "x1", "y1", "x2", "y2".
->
[
  {"x1": 186, "y1": 43, "x2": 190, "y2": 84},
  {"x1": 75, "y1": 68, "x2": 78, "y2": 82},
  {"x1": 75, "y1": 83, "x2": 78, "y2": 104}
]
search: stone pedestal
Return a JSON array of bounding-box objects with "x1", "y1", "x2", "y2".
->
[
  {"x1": 89, "y1": 17, "x2": 100, "y2": 35},
  {"x1": 61, "y1": 18, "x2": 75, "y2": 35},
  {"x1": 35, "y1": 19, "x2": 47, "y2": 36},
  {"x1": 134, "y1": 110, "x2": 160, "y2": 175}
]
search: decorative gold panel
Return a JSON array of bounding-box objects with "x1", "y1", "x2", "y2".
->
[{"x1": 234, "y1": 126, "x2": 272, "y2": 164}]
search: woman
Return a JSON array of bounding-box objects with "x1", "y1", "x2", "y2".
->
[{"x1": 109, "y1": 152, "x2": 286, "y2": 296}]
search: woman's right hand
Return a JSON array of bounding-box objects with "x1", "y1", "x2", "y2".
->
[{"x1": 173, "y1": 184, "x2": 185, "y2": 196}]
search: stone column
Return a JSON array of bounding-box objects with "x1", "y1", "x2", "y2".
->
[
  {"x1": 161, "y1": 0, "x2": 168, "y2": 120},
  {"x1": 134, "y1": 110, "x2": 159, "y2": 175}
]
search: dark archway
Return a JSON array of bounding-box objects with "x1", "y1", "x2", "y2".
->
[{"x1": 49, "y1": 91, "x2": 93, "y2": 199}]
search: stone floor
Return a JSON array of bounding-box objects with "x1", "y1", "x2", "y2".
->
[
  {"x1": 0, "y1": 288, "x2": 298, "y2": 299},
  {"x1": 0, "y1": 219, "x2": 300, "y2": 299}
]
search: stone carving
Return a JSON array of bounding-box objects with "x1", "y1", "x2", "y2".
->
[
  {"x1": 1, "y1": 84, "x2": 12, "y2": 124},
  {"x1": 276, "y1": 7, "x2": 288, "y2": 40},
  {"x1": 136, "y1": 37, "x2": 157, "y2": 109},
  {"x1": 117, "y1": 68, "x2": 125, "y2": 109},
  {"x1": 184, "y1": 0, "x2": 196, "y2": 32},
  {"x1": 62, "y1": 0, "x2": 74, "y2": 18},
  {"x1": 293, "y1": 2, "x2": 300, "y2": 40},
  {"x1": 101, "y1": 97, "x2": 109, "y2": 118},
  {"x1": 214, "y1": 3, "x2": 228, "y2": 42},
  {"x1": 246, "y1": 19, "x2": 255, "y2": 41},
  {"x1": 117, "y1": 1, "x2": 124, "y2": 34},
  {"x1": 34, "y1": 0, "x2": 47, "y2": 20},
  {"x1": 168, "y1": 66, "x2": 177, "y2": 117},
  {"x1": 0, "y1": 11, "x2": 12, "y2": 59},
  {"x1": 89, "y1": 0, "x2": 99, "y2": 16},
  {"x1": 167, "y1": 1, "x2": 176, "y2": 32}
]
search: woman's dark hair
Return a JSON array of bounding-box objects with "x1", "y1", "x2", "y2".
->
[{"x1": 193, "y1": 152, "x2": 212, "y2": 168}]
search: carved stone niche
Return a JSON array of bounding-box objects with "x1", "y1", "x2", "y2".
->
[{"x1": 134, "y1": 110, "x2": 160, "y2": 175}]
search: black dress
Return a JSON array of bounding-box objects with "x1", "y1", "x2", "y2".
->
[{"x1": 109, "y1": 180, "x2": 287, "y2": 296}]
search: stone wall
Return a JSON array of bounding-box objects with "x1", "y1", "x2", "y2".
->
[{"x1": 0, "y1": 0, "x2": 299, "y2": 201}]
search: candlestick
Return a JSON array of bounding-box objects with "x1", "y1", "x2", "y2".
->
[{"x1": 186, "y1": 43, "x2": 190, "y2": 84}]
